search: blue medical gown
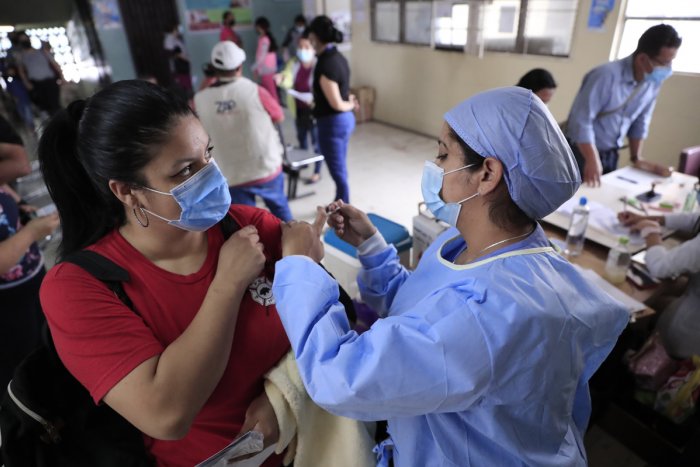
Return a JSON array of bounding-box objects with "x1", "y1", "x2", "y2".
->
[{"x1": 272, "y1": 225, "x2": 629, "y2": 466}]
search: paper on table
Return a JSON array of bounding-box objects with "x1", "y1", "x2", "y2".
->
[
  {"x1": 573, "y1": 264, "x2": 646, "y2": 315},
  {"x1": 287, "y1": 89, "x2": 314, "y2": 104},
  {"x1": 602, "y1": 166, "x2": 671, "y2": 190},
  {"x1": 556, "y1": 198, "x2": 645, "y2": 246}
]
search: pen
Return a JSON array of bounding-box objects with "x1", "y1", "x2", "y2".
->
[{"x1": 616, "y1": 175, "x2": 638, "y2": 184}]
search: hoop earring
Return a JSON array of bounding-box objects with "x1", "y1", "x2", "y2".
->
[{"x1": 133, "y1": 207, "x2": 149, "y2": 228}]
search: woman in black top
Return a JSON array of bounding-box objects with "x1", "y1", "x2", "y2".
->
[{"x1": 307, "y1": 16, "x2": 356, "y2": 203}]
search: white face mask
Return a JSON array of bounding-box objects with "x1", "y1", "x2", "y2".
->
[
  {"x1": 421, "y1": 160, "x2": 479, "y2": 226},
  {"x1": 296, "y1": 48, "x2": 314, "y2": 63}
]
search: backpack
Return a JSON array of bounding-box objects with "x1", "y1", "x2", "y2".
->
[{"x1": 0, "y1": 215, "x2": 355, "y2": 466}]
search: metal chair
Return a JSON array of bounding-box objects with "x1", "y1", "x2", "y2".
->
[
  {"x1": 678, "y1": 146, "x2": 700, "y2": 178},
  {"x1": 276, "y1": 125, "x2": 324, "y2": 200}
]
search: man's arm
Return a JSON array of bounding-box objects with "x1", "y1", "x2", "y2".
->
[
  {"x1": 628, "y1": 138, "x2": 643, "y2": 162},
  {"x1": 575, "y1": 142, "x2": 603, "y2": 187},
  {"x1": 567, "y1": 69, "x2": 614, "y2": 186}
]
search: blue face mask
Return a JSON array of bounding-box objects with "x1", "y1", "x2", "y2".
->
[
  {"x1": 421, "y1": 160, "x2": 480, "y2": 226},
  {"x1": 644, "y1": 66, "x2": 672, "y2": 85},
  {"x1": 297, "y1": 48, "x2": 314, "y2": 63},
  {"x1": 141, "y1": 160, "x2": 231, "y2": 231}
]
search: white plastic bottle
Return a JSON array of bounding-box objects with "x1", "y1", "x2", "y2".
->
[
  {"x1": 564, "y1": 197, "x2": 589, "y2": 257},
  {"x1": 605, "y1": 236, "x2": 632, "y2": 285}
]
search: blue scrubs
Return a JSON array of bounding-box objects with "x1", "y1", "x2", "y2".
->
[{"x1": 272, "y1": 225, "x2": 629, "y2": 466}]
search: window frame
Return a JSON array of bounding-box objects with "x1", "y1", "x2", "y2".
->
[
  {"x1": 370, "y1": 0, "x2": 579, "y2": 58},
  {"x1": 614, "y1": 6, "x2": 700, "y2": 75}
]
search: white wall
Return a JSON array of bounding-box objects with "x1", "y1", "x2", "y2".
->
[{"x1": 349, "y1": 0, "x2": 700, "y2": 169}]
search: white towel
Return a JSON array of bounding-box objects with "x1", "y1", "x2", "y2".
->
[{"x1": 265, "y1": 351, "x2": 376, "y2": 467}]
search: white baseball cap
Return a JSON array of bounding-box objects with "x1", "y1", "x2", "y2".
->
[{"x1": 211, "y1": 41, "x2": 246, "y2": 71}]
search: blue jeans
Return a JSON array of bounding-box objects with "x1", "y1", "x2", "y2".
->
[
  {"x1": 316, "y1": 111, "x2": 355, "y2": 203},
  {"x1": 229, "y1": 172, "x2": 293, "y2": 221},
  {"x1": 296, "y1": 119, "x2": 321, "y2": 174}
]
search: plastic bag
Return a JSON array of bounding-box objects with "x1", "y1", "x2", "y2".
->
[{"x1": 654, "y1": 356, "x2": 700, "y2": 424}]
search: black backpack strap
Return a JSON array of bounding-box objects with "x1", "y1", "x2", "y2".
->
[
  {"x1": 62, "y1": 250, "x2": 137, "y2": 315},
  {"x1": 219, "y1": 214, "x2": 240, "y2": 240}
]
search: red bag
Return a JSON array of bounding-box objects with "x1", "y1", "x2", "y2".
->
[{"x1": 627, "y1": 332, "x2": 680, "y2": 391}]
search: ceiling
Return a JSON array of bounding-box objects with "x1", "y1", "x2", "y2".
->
[{"x1": 0, "y1": 0, "x2": 75, "y2": 27}]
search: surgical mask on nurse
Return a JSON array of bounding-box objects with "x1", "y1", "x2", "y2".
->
[
  {"x1": 139, "y1": 159, "x2": 231, "y2": 231},
  {"x1": 421, "y1": 160, "x2": 480, "y2": 226}
]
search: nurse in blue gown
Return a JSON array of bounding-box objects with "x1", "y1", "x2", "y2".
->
[{"x1": 273, "y1": 87, "x2": 630, "y2": 466}]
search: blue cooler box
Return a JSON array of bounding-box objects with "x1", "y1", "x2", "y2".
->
[
  {"x1": 322, "y1": 214, "x2": 412, "y2": 298},
  {"x1": 324, "y1": 213, "x2": 412, "y2": 259}
]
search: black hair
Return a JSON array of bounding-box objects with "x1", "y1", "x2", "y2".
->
[
  {"x1": 306, "y1": 15, "x2": 343, "y2": 44},
  {"x1": 516, "y1": 68, "x2": 556, "y2": 93},
  {"x1": 294, "y1": 14, "x2": 307, "y2": 25},
  {"x1": 254, "y1": 17, "x2": 278, "y2": 52},
  {"x1": 222, "y1": 11, "x2": 234, "y2": 24},
  {"x1": 634, "y1": 24, "x2": 682, "y2": 59},
  {"x1": 448, "y1": 127, "x2": 532, "y2": 229},
  {"x1": 38, "y1": 80, "x2": 195, "y2": 260}
]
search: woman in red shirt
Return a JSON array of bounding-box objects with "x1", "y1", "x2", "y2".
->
[{"x1": 37, "y1": 80, "x2": 289, "y2": 466}]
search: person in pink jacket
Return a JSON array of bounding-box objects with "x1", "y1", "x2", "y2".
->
[{"x1": 253, "y1": 17, "x2": 280, "y2": 103}]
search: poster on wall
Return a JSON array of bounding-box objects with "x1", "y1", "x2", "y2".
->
[
  {"x1": 587, "y1": 0, "x2": 615, "y2": 31},
  {"x1": 185, "y1": 0, "x2": 253, "y2": 32},
  {"x1": 92, "y1": 0, "x2": 122, "y2": 30}
]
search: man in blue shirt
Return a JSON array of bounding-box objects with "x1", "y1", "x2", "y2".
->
[{"x1": 566, "y1": 24, "x2": 681, "y2": 186}]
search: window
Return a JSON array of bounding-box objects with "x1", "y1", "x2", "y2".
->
[
  {"x1": 483, "y1": 0, "x2": 578, "y2": 56},
  {"x1": 371, "y1": 0, "x2": 433, "y2": 45},
  {"x1": 616, "y1": 0, "x2": 700, "y2": 74},
  {"x1": 434, "y1": 3, "x2": 469, "y2": 49},
  {"x1": 371, "y1": 0, "x2": 578, "y2": 57}
]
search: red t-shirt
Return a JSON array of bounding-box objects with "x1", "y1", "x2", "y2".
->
[{"x1": 40, "y1": 205, "x2": 289, "y2": 467}]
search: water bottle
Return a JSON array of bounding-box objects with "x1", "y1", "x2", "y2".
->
[
  {"x1": 605, "y1": 236, "x2": 631, "y2": 285},
  {"x1": 564, "y1": 197, "x2": 589, "y2": 257},
  {"x1": 682, "y1": 184, "x2": 699, "y2": 213}
]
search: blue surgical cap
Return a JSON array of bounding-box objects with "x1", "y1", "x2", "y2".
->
[{"x1": 444, "y1": 87, "x2": 581, "y2": 220}]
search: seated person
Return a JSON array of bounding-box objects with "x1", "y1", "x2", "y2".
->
[{"x1": 619, "y1": 209, "x2": 700, "y2": 359}]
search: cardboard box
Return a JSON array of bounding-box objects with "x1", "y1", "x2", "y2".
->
[{"x1": 351, "y1": 86, "x2": 375, "y2": 123}]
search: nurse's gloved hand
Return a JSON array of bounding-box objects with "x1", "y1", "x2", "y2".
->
[
  {"x1": 326, "y1": 200, "x2": 377, "y2": 247},
  {"x1": 281, "y1": 208, "x2": 326, "y2": 261}
]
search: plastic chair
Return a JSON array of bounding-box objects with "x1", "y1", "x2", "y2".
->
[
  {"x1": 678, "y1": 146, "x2": 700, "y2": 178},
  {"x1": 276, "y1": 125, "x2": 324, "y2": 200}
]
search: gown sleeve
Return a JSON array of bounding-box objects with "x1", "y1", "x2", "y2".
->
[
  {"x1": 272, "y1": 256, "x2": 492, "y2": 421},
  {"x1": 357, "y1": 245, "x2": 411, "y2": 317}
]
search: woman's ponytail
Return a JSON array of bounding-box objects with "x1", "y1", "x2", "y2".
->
[
  {"x1": 308, "y1": 16, "x2": 342, "y2": 44},
  {"x1": 39, "y1": 100, "x2": 116, "y2": 260}
]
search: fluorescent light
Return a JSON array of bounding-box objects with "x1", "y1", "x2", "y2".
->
[{"x1": 0, "y1": 26, "x2": 15, "y2": 33}]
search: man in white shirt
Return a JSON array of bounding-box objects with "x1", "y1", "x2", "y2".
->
[{"x1": 194, "y1": 42, "x2": 292, "y2": 221}]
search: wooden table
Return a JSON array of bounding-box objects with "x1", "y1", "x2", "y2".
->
[{"x1": 543, "y1": 166, "x2": 698, "y2": 253}]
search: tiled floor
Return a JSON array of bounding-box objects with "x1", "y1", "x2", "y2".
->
[{"x1": 37, "y1": 117, "x2": 649, "y2": 466}]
